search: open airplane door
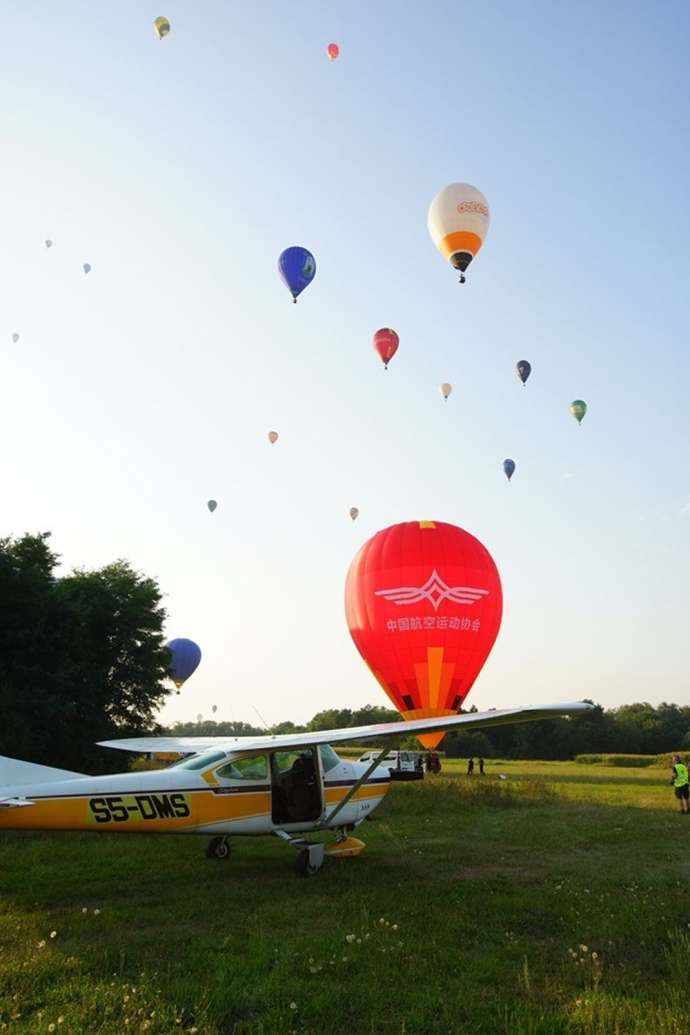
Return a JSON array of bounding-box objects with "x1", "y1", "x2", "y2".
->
[{"x1": 270, "y1": 748, "x2": 323, "y2": 827}]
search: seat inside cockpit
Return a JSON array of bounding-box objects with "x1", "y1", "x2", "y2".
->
[{"x1": 271, "y1": 748, "x2": 322, "y2": 825}]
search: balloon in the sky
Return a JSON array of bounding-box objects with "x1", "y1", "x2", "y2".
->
[
  {"x1": 11, "y1": 333, "x2": 19, "y2": 344},
  {"x1": 212, "y1": 704, "x2": 218, "y2": 715},
  {"x1": 44, "y1": 239, "x2": 53, "y2": 249},
  {"x1": 165, "y1": 638, "x2": 201, "y2": 689},
  {"x1": 372, "y1": 328, "x2": 399, "y2": 369},
  {"x1": 327, "y1": 43, "x2": 340, "y2": 60},
  {"x1": 570, "y1": 400, "x2": 587, "y2": 424},
  {"x1": 427, "y1": 183, "x2": 490, "y2": 283},
  {"x1": 207, "y1": 500, "x2": 217, "y2": 513},
  {"x1": 516, "y1": 360, "x2": 531, "y2": 386},
  {"x1": 350, "y1": 507, "x2": 359, "y2": 521},
  {"x1": 268, "y1": 430, "x2": 279, "y2": 444},
  {"x1": 503, "y1": 459, "x2": 516, "y2": 481},
  {"x1": 82, "y1": 263, "x2": 92, "y2": 275},
  {"x1": 345, "y1": 520, "x2": 503, "y2": 748},
  {"x1": 440, "y1": 382, "x2": 453, "y2": 400},
  {"x1": 278, "y1": 247, "x2": 316, "y2": 303},
  {"x1": 154, "y1": 16, "x2": 170, "y2": 40}
]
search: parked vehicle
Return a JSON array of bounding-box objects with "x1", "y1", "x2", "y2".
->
[{"x1": 357, "y1": 749, "x2": 424, "y2": 781}]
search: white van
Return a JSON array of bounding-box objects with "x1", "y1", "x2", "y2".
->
[{"x1": 357, "y1": 749, "x2": 423, "y2": 781}]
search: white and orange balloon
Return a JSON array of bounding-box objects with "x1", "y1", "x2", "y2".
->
[{"x1": 427, "y1": 183, "x2": 490, "y2": 283}]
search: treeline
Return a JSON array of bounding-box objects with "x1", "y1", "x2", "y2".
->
[
  {"x1": 438, "y1": 702, "x2": 690, "y2": 759},
  {"x1": 166, "y1": 704, "x2": 401, "y2": 740},
  {"x1": 168, "y1": 702, "x2": 690, "y2": 760}
]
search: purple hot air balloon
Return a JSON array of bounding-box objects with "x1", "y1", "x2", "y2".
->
[
  {"x1": 165, "y1": 638, "x2": 201, "y2": 688},
  {"x1": 278, "y1": 246, "x2": 316, "y2": 303}
]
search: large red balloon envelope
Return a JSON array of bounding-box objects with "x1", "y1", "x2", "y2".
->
[
  {"x1": 372, "y1": 328, "x2": 399, "y2": 369},
  {"x1": 327, "y1": 43, "x2": 340, "y2": 61},
  {"x1": 345, "y1": 520, "x2": 502, "y2": 747}
]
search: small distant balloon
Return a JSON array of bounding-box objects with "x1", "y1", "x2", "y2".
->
[
  {"x1": 503, "y1": 458, "x2": 516, "y2": 481},
  {"x1": 212, "y1": 704, "x2": 218, "y2": 715},
  {"x1": 373, "y1": 328, "x2": 399, "y2": 369},
  {"x1": 570, "y1": 400, "x2": 587, "y2": 424},
  {"x1": 349, "y1": 507, "x2": 359, "y2": 521},
  {"x1": 278, "y1": 246, "x2": 316, "y2": 303},
  {"x1": 516, "y1": 360, "x2": 531, "y2": 386},
  {"x1": 327, "y1": 43, "x2": 340, "y2": 60},
  {"x1": 165, "y1": 638, "x2": 201, "y2": 689},
  {"x1": 11, "y1": 333, "x2": 19, "y2": 344},
  {"x1": 207, "y1": 500, "x2": 218, "y2": 513},
  {"x1": 440, "y1": 382, "x2": 453, "y2": 400},
  {"x1": 268, "y1": 431, "x2": 279, "y2": 444},
  {"x1": 44, "y1": 239, "x2": 53, "y2": 249},
  {"x1": 82, "y1": 263, "x2": 92, "y2": 275},
  {"x1": 154, "y1": 16, "x2": 170, "y2": 40}
]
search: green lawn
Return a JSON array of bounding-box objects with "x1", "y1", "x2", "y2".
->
[{"x1": 2, "y1": 760, "x2": 690, "y2": 1034}]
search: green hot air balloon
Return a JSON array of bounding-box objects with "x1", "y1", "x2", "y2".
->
[{"x1": 570, "y1": 400, "x2": 587, "y2": 424}]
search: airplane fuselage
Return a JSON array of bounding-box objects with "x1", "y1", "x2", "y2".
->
[{"x1": 0, "y1": 746, "x2": 390, "y2": 838}]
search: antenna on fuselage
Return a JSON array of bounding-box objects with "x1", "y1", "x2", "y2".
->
[{"x1": 252, "y1": 706, "x2": 269, "y2": 731}]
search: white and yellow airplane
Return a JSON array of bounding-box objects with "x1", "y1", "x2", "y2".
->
[{"x1": 0, "y1": 702, "x2": 589, "y2": 876}]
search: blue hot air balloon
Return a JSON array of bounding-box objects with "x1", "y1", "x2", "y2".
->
[
  {"x1": 278, "y1": 246, "x2": 316, "y2": 303},
  {"x1": 503, "y1": 459, "x2": 516, "y2": 482},
  {"x1": 165, "y1": 638, "x2": 201, "y2": 688}
]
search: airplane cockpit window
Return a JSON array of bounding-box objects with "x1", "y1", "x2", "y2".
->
[
  {"x1": 169, "y1": 750, "x2": 227, "y2": 771},
  {"x1": 215, "y1": 755, "x2": 268, "y2": 782},
  {"x1": 318, "y1": 744, "x2": 340, "y2": 773}
]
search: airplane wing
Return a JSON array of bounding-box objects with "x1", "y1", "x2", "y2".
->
[{"x1": 99, "y1": 701, "x2": 591, "y2": 755}]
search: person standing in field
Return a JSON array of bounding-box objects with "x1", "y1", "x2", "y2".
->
[
  {"x1": 479, "y1": 757, "x2": 485, "y2": 775},
  {"x1": 670, "y1": 755, "x2": 690, "y2": 814},
  {"x1": 467, "y1": 757, "x2": 474, "y2": 776}
]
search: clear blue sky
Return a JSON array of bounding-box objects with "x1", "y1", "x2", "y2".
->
[{"x1": 1, "y1": 2, "x2": 688, "y2": 725}]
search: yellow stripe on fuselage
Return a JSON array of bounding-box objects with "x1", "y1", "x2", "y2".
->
[{"x1": 0, "y1": 789, "x2": 272, "y2": 833}]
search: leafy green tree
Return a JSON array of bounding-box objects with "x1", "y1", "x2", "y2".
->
[
  {"x1": 269, "y1": 720, "x2": 306, "y2": 735},
  {"x1": 0, "y1": 533, "x2": 170, "y2": 772}
]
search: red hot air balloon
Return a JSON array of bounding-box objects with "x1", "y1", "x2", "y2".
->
[
  {"x1": 327, "y1": 43, "x2": 340, "y2": 60},
  {"x1": 345, "y1": 520, "x2": 502, "y2": 748},
  {"x1": 372, "y1": 328, "x2": 399, "y2": 369}
]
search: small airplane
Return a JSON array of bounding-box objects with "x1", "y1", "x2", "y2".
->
[{"x1": 0, "y1": 702, "x2": 590, "y2": 876}]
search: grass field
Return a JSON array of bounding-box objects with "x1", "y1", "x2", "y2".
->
[{"x1": 2, "y1": 759, "x2": 690, "y2": 1034}]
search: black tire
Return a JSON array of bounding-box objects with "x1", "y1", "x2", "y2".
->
[
  {"x1": 294, "y1": 848, "x2": 321, "y2": 878},
  {"x1": 206, "y1": 836, "x2": 231, "y2": 860}
]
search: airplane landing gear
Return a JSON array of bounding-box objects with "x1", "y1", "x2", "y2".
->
[
  {"x1": 294, "y1": 846, "x2": 324, "y2": 878},
  {"x1": 206, "y1": 835, "x2": 231, "y2": 860},
  {"x1": 274, "y1": 830, "x2": 324, "y2": 877}
]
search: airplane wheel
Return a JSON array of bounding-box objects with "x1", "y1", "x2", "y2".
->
[
  {"x1": 206, "y1": 836, "x2": 231, "y2": 860},
  {"x1": 295, "y1": 848, "x2": 321, "y2": 878}
]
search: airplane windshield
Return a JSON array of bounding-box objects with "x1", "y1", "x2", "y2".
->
[
  {"x1": 318, "y1": 744, "x2": 340, "y2": 773},
  {"x1": 169, "y1": 750, "x2": 227, "y2": 771}
]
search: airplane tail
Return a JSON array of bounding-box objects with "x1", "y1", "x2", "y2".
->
[{"x1": 0, "y1": 755, "x2": 87, "y2": 789}]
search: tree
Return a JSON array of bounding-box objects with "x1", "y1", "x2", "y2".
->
[{"x1": 0, "y1": 533, "x2": 170, "y2": 772}]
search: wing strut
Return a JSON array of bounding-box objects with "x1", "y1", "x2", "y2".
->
[{"x1": 325, "y1": 742, "x2": 394, "y2": 827}]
